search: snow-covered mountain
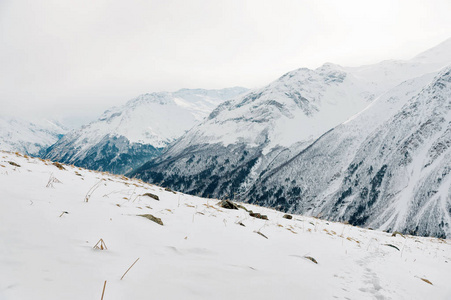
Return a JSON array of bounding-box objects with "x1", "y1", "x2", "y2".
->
[
  {"x1": 247, "y1": 67, "x2": 451, "y2": 238},
  {"x1": 1, "y1": 151, "x2": 451, "y2": 299},
  {"x1": 44, "y1": 87, "x2": 248, "y2": 174},
  {"x1": 130, "y1": 39, "x2": 451, "y2": 237},
  {"x1": 0, "y1": 115, "x2": 66, "y2": 156}
]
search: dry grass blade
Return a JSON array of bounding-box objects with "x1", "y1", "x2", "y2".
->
[
  {"x1": 286, "y1": 228, "x2": 297, "y2": 234},
  {"x1": 304, "y1": 256, "x2": 318, "y2": 264},
  {"x1": 255, "y1": 231, "x2": 268, "y2": 239},
  {"x1": 383, "y1": 243, "x2": 400, "y2": 251},
  {"x1": 85, "y1": 180, "x2": 103, "y2": 202},
  {"x1": 420, "y1": 278, "x2": 433, "y2": 285},
  {"x1": 59, "y1": 211, "x2": 69, "y2": 217},
  {"x1": 121, "y1": 258, "x2": 140, "y2": 280},
  {"x1": 101, "y1": 280, "x2": 107, "y2": 300}
]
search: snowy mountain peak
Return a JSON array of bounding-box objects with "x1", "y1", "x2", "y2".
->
[
  {"x1": 126, "y1": 92, "x2": 175, "y2": 107},
  {"x1": 44, "y1": 87, "x2": 248, "y2": 174},
  {"x1": 0, "y1": 115, "x2": 67, "y2": 156},
  {"x1": 130, "y1": 39, "x2": 451, "y2": 239}
]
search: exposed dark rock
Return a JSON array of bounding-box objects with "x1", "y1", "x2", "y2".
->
[
  {"x1": 218, "y1": 200, "x2": 238, "y2": 210},
  {"x1": 8, "y1": 161, "x2": 20, "y2": 167},
  {"x1": 164, "y1": 187, "x2": 176, "y2": 194},
  {"x1": 305, "y1": 256, "x2": 318, "y2": 264},
  {"x1": 138, "y1": 214, "x2": 163, "y2": 225},
  {"x1": 249, "y1": 212, "x2": 268, "y2": 220},
  {"x1": 142, "y1": 193, "x2": 159, "y2": 201}
]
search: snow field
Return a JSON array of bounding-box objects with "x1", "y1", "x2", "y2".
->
[{"x1": 0, "y1": 151, "x2": 450, "y2": 300}]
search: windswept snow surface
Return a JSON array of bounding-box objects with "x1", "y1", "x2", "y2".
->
[{"x1": 1, "y1": 151, "x2": 451, "y2": 300}]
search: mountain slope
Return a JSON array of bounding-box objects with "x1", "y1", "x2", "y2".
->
[
  {"x1": 0, "y1": 115, "x2": 66, "y2": 156},
  {"x1": 130, "y1": 39, "x2": 451, "y2": 237},
  {"x1": 129, "y1": 64, "x2": 378, "y2": 196},
  {"x1": 44, "y1": 87, "x2": 248, "y2": 174},
  {"x1": 247, "y1": 66, "x2": 451, "y2": 238},
  {"x1": 130, "y1": 39, "x2": 451, "y2": 190},
  {"x1": 1, "y1": 151, "x2": 450, "y2": 299}
]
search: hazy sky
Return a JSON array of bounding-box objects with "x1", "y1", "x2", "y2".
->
[{"x1": 1, "y1": 0, "x2": 451, "y2": 126}]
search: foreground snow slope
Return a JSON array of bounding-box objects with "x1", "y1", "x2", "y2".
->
[{"x1": 1, "y1": 151, "x2": 450, "y2": 300}]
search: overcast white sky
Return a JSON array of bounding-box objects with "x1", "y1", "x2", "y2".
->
[{"x1": 1, "y1": 0, "x2": 451, "y2": 127}]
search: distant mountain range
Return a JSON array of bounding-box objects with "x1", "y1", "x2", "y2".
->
[
  {"x1": 0, "y1": 115, "x2": 67, "y2": 156},
  {"x1": 43, "y1": 87, "x2": 248, "y2": 174},
  {"x1": 2, "y1": 38, "x2": 450, "y2": 238},
  {"x1": 129, "y1": 38, "x2": 451, "y2": 238}
]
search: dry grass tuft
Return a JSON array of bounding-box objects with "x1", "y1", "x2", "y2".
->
[
  {"x1": 46, "y1": 173, "x2": 62, "y2": 188},
  {"x1": 286, "y1": 228, "x2": 297, "y2": 234},
  {"x1": 85, "y1": 180, "x2": 103, "y2": 202},
  {"x1": 93, "y1": 238, "x2": 108, "y2": 250},
  {"x1": 52, "y1": 162, "x2": 65, "y2": 170}
]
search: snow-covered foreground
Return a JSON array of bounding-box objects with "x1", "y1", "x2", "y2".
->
[{"x1": 0, "y1": 151, "x2": 450, "y2": 300}]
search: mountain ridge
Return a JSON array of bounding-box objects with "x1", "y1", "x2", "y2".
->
[
  {"x1": 44, "y1": 87, "x2": 248, "y2": 174},
  {"x1": 129, "y1": 39, "x2": 451, "y2": 238}
]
